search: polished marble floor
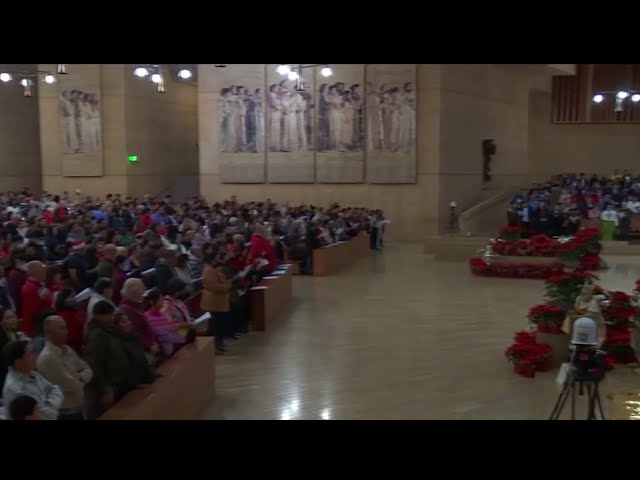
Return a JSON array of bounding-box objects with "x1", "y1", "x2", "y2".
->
[{"x1": 200, "y1": 244, "x2": 640, "y2": 420}]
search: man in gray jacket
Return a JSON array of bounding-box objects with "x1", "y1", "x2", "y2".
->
[{"x1": 2, "y1": 339, "x2": 63, "y2": 420}]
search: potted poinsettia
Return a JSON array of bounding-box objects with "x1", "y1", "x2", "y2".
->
[
  {"x1": 500, "y1": 224, "x2": 520, "y2": 241},
  {"x1": 505, "y1": 331, "x2": 553, "y2": 377},
  {"x1": 528, "y1": 304, "x2": 566, "y2": 333},
  {"x1": 528, "y1": 303, "x2": 569, "y2": 368},
  {"x1": 602, "y1": 290, "x2": 638, "y2": 364}
]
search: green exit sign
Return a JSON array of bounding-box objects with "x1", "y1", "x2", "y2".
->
[{"x1": 127, "y1": 154, "x2": 138, "y2": 163}]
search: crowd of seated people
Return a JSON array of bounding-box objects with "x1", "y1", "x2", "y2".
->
[
  {"x1": 0, "y1": 188, "x2": 384, "y2": 419},
  {"x1": 506, "y1": 170, "x2": 640, "y2": 240}
]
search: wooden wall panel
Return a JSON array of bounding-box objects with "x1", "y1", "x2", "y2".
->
[{"x1": 553, "y1": 64, "x2": 640, "y2": 124}]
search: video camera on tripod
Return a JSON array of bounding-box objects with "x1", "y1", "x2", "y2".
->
[
  {"x1": 549, "y1": 317, "x2": 611, "y2": 420},
  {"x1": 569, "y1": 318, "x2": 612, "y2": 382}
]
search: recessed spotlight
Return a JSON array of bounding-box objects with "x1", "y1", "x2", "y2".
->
[
  {"x1": 0, "y1": 73, "x2": 12, "y2": 83},
  {"x1": 177, "y1": 69, "x2": 192, "y2": 79},
  {"x1": 592, "y1": 94, "x2": 604, "y2": 103},
  {"x1": 44, "y1": 74, "x2": 56, "y2": 84}
]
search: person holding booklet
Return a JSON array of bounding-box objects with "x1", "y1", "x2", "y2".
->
[
  {"x1": 200, "y1": 256, "x2": 232, "y2": 355},
  {"x1": 162, "y1": 278, "x2": 200, "y2": 340}
]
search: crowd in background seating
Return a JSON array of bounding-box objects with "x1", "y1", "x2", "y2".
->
[
  {"x1": 506, "y1": 170, "x2": 640, "y2": 240},
  {"x1": 0, "y1": 188, "x2": 386, "y2": 419}
]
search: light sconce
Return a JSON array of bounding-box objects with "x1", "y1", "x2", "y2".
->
[
  {"x1": 592, "y1": 90, "x2": 640, "y2": 111},
  {"x1": 0, "y1": 68, "x2": 62, "y2": 97},
  {"x1": 20, "y1": 78, "x2": 33, "y2": 97}
]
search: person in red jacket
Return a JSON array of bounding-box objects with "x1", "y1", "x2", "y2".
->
[
  {"x1": 247, "y1": 226, "x2": 278, "y2": 279},
  {"x1": 225, "y1": 234, "x2": 248, "y2": 273},
  {"x1": 20, "y1": 261, "x2": 53, "y2": 337},
  {"x1": 53, "y1": 288, "x2": 86, "y2": 354}
]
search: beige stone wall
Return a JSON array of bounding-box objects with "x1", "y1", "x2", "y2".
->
[
  {"x1": 38, "y1": 64, "x2": 198, "y2": 199},
  {"x1": 39, "y1": 64, "x2": 127, "y2": 197},
  {"x1": 0, "y1": 64, "x2": 42, "y2": 192},
  {"x1": 438, "y1": 65, "x2": 531, "y2": 223},
  {"x1": 529, "y1": 89, "x2": 640, "y2": 178},
  {"x1": 124, "y1": 65, "x2": 199, "y2": 198},
  {"x1": 199, "y1": 64, "x2": 441, "y2": 241}
]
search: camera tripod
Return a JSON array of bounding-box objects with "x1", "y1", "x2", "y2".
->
[{"x1": 549, "y1": 371, "x2": 605, "y2": 420}]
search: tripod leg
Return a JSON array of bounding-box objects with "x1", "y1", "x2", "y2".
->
[
  {"x1": 594, "y1": 384, "x2": 606, "y2": 420},
  {"x1": 586, "y1": 383, "x2": 596, "y2": 420},
  {"x1": 549, "y1": 382, "x2": 571, "y2": 420}
]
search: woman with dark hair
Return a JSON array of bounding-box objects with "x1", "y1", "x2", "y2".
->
[
  {"x1": 162, "y1": 278, "x2": 198, "y2": 342},
  {"x1": 0, "y1": 306, "x2": 25, "y2": 388},
  {"x1": 144, "y1": 288, "x2": 184, "y2": 359},
  {"x1": 112, "y1": 255, "x2": 128, "y2": 305},
  {"x1": 113, "y1": 310, "x2": 155, "y2": 388},
  {"x1": 54, "y1": 288, "x2": 86, "y2": 353},
  {"x1": 124, "y1": 243, "x2": 141, "y2": 274}
]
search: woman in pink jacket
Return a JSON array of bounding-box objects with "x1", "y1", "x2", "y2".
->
[{"x1": 144, "y1": 288, "x2": 184, "y2": 358}]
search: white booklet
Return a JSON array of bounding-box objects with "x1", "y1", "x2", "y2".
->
[
  {"x1": 263, "y1": 276, "x2": 278, "y2": 280},
  {"x1": 192, "y1": 311, "x2": 211, "y2": 326},
  {"x1": 141, "y1": 268, "x2": 156, "y2": 276},
  {"x1": 234, "y1": 264, "x2": 252, "y2": 280},
  {"x1": 71, "y1": 288, "x2": 93, "y2": 304}
]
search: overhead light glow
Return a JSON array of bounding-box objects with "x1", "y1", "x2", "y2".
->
[
  {"x1": 632, "y1": 94, "x2": 640, "y2": 103},
  {"x1": 20, "y1": 78, "x2": 30, "y2": 87},
  {"x1": 44, "y1": 74, "x2": 56, "y2": 84},
  {"x1": 0, "y1": 73, "x2": 11, "y2": 83},
  {"x1": 151, "y1": 73, "x2": 162, "y2": 84},
  {"x1": 320, "y1": 67, "x2": 333, "y2": 77},
  {"x1": 177, "y1": 69, "x2": 192, "y2": 79},
  {"x1": 617, "y1": 91, "x2": 629, "y2": 100},
  {"x1": 276, "y1": 65, "x2": 291, "y2": 75},
  {"x1": 592, "y1": 94, "x2": 604, "y2": 103},
  {"x1": 134, "y1": 67, "x2": 149, "y2": 78},
  {"x1": 288, "y1": 71, "x2": 299, "y2": 81}
]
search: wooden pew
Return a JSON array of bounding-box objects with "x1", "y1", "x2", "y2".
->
[
  {"x1": 282, "y1": 247, "x2": 302, "y2": 275},
  {"x1": 312, "y1": 233, "x2": 369, "y2": 276},
  {"x1": 99, "y1": 336, "x2": 216, "y2": 420},
  {"x1": 249, "y1": 266, "x2": 293, "y2": 331}
]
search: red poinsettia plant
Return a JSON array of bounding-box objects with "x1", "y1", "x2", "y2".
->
[
  {"x1": 469, "y1": 257, "x2": 564, "y2": 279},
  {"x1": 544, "y1": 269, "x2": 598, "y2": 309},
  {"x1": 602, "y1": 291, "x2": 638, "y2": 326},
  {"x1": 488, "y1": 229, "x2": 601, "y2": 269},
  {"x1": 500, "y1": 224, "x2": 521, "y2": 241},
  {"x1": 527, "y1": 304, "x2": 566, "y2": 333},
  {"x1": 505, "y1": 330, "x2": 552, "y2": 377},
  {"x1": 555, "y1": 228, "x2": 602, "y2": 267}
]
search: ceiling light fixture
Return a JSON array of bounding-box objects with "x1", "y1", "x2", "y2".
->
[
  {"x1": 0, "y1": 67, "x2": 66, "y2": 96},
  {"x1": 177, "y1": 68, "x2": 192, "y2": 79}
]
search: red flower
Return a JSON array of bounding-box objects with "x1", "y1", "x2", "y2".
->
[{"x1": 500, "y1": 225, "x2": 520, "y2": 234}]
